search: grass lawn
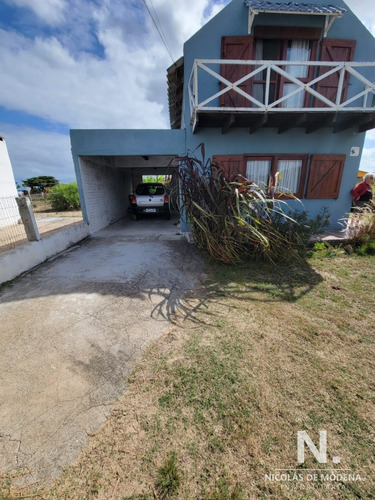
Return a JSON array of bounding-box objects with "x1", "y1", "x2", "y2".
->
[{"x1": 2, "y1": 251, "x2": 375, "y2": 499}]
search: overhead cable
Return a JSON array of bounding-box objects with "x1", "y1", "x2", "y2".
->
[{"x1": 142, "y1": 0, "x2": 175, "y2": 63}]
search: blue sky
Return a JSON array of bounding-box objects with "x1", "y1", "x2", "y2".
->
[{"x1": 0, "y1": 0, "x2": 375, "y2": 185}]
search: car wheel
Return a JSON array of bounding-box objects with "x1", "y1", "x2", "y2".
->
[{"x1": 132, "y1": 213, "x2": 139, "y2": 221}]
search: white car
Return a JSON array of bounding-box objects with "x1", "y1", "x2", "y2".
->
[{"x1": 130, "y1": 183, "x2": 170, "y2": 220}]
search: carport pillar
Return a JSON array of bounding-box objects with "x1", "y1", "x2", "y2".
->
[{"x1": 16, "y1": 196, "x2": 41, "y2": 242}]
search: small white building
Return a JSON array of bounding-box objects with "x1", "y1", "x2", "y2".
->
[{"x1": 0, "y1": 136, "x2": 19, "y2": 227}]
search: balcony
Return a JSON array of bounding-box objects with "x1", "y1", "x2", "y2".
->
[{"x1": 188, "y1": 59, "x2": 375, "y2": 134}]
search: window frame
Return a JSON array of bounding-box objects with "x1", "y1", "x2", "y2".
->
[
  {"x1": 244, "y1": 153, "x2": 308, "y2": 199},
  {"x1": 252, "y1": 28, "x2": 319, "y2": 107}
]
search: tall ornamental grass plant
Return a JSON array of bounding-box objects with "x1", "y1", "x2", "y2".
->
[{"x1": 178, "y1": 146, "x2": 328, "y2": 264}]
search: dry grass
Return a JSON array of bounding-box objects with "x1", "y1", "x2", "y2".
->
[{"x1": 1, "y1": 253, "x2": 375, "y2": 499}]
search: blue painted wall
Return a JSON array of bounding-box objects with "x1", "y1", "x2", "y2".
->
[
  {"x1": 181, "y1": 0, "x2": 375, "y2": 228},
  {"x1": 70, "y1": 129, "x2": 186, "y2": 157}
]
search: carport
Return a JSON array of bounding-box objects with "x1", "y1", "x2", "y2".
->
[{"x1": 70, "y1": 129, "x2": 186, "y2": 234}]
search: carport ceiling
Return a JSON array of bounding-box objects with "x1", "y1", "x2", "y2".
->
[{"x1": 80, "y1": 155, "x2": 179, "y2": 169}]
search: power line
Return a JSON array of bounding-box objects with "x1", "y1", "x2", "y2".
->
[
  {"x1": 142, "y1": 0, "x2": 175, "y2": 63},
  {"x1": 142, "y1": 0, "x2": 174, "y2": 62},
  {"x1": 148, "y1": 0, "x2": 171, "y2": 55}
]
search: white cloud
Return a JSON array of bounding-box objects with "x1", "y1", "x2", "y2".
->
[
  {"x1": 344, "y1": 0, "x2": 375, "y2": 34},
  {"x1": 365, "y1": 129, "x2": 375, "y2": 142},
  {"x1": 359, "y1": 147, "x2": 375, "y2": 173},
  {"x1": 0, "y1": 124, "x2": 74, "y2": 184},
  {"x1": 0, "y1": 0, "x2": 231, "y2": 181},
  {"x1": 4, "y1": 0, "x2": 67, "y2": 25},
  {"x1": 0, "y1": 29, "x2": 169, "y2": 130},
  {"x1": 0, "y1": 0, "x2": 230, "y2": 134}
]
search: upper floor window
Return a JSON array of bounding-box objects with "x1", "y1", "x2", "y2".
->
[
  {"x1": 220, "y1": 27, "x2": 355, "y2": 109},
  {"x1": 253, "y1": 37, "x2": 314, "y2": 107}
]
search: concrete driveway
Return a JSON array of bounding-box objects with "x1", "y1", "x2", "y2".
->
[{"x1": 0, "y1": 215, "x2": 204, "y2": 485}]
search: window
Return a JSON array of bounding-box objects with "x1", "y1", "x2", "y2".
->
[
  {"x1": 220, "y1": 30, "x2": 356, "y2": 110},
  {"x1": 135, "y1": 184, "x2": 165, "y2": 196},
  {"x1": 246, "y1": 158, "x2": 272, "y2": 188},
  {"x1": 214, "y1": 154, "x2": 346, "y2": 200},
  {"x1": 282, "y1": 40, "x2": 312, "y2": 108},
  {"x1": 253, "y1": 36, "x2": 315, "y2": 108},
  {"x1": 246, "y1": 155, "x2": 307, "y2": 198},
  {"x1": 221, "y1": 28, "x2": 321, "y2": 108},
  {"x1": 213, "y1": 154, "x2": 307, "y2": 198}
]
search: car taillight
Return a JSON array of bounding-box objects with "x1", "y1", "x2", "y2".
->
[
  {"x1": 164, "y1": 194, "x2": 169, "y2": 203},
  {"x1": 131, "y1": 195, "x2": 136, "y2": 203}
]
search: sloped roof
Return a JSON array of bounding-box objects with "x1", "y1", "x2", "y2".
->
[{"x1": 244, "y1": 1, "x2": 346, "y2": 15}]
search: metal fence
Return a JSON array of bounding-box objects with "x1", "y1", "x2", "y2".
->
[
  {"x1": 0, "y1": 196, "x2": 28, "y2": 252},
  {"x1": 30, "y1": 193, "x2": 83, "y2": 235},
  {"x1": 0, "y1": 195, "x2": 83, "y2": 253}
]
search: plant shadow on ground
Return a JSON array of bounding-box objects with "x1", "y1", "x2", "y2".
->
[{"x1": 173, "y1": 257, "x2": 323, "y2": 327}]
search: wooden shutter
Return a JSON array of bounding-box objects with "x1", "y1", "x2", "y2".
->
[
  {"x1": 315, "y1": 39, "x2": 356, "y2": 107},
  {"x1": 305, "y1": 155, "x2": 345, "y2": 199},
  {"x1": 212, "y1": 154, "x2": 245, "y2": 180},
  {"x1": 220, "y1": 36, "x2": 254, "y2": 108}
]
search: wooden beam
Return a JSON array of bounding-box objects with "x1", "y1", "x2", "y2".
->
[
  {"x1": 358, "y1": 118, "x2": 375, "y2": 133},
  {"x1": 248, "y1": 114, "x2": 268, "y2": 134},
  {"x1": 278, "y1": 113, "x2": 307, "y2": 134},
  {"x1": 221, "y1": 114, "x2": 236, "y2": 134},
  {"x1": 305, "y1": 114, "x2": 335, "y2": 134},
  {"x1": 333, "y1": 119, "x2": 355, "y2": 133}
]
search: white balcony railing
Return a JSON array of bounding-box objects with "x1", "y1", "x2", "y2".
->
[{"x1": 188, "y1": 59, "x2": 375, "y2": 131}]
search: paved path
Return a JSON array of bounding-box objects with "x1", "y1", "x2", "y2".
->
[{"x1": 0, "y1": 216, "x2": 203, "y2": 485}]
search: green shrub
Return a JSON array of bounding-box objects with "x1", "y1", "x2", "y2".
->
[
  {"x1": 355, "y1": 240, "x2": 375, "y2": 256},
  {"x1": 272, "y1": 208, "x2": 330, "y2": 254},
  {"x1": 49, "y1": 183, "x2": 81, "y2": 211}
]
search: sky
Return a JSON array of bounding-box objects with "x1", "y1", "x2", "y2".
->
[{"x1": 0, "y1": 0, "x2": 375, "y2": 186}]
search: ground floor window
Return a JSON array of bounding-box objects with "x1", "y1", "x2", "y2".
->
[
  {"x1": 245, "y1": 154, "x2": 307, "y2": 198},
  {"x1": 213, "y1": 153, "x2": 345, "y2": 200}
]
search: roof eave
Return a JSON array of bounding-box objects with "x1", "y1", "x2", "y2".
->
[{"x1": 247, "y1": 8, "x2": 344, "y2": 37}]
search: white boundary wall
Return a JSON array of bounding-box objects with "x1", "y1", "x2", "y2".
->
[
  {"x1": 0, "y1": 137, "x2": 19, "y2": 227},
  {"x1": 0, "y1": 221, "x2": 90, "y2": 284}
]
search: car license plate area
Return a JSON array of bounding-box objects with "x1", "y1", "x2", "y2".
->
[{"x1": 144, "y1": 208, "x2": 157, "y2": 213}]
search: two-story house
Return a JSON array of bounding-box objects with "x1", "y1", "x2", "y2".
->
[{"x1": 70, "y1": 0, "x2": 375, "y2": 234}]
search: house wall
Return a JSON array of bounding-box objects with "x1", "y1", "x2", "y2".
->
[
  {"x1": 190, "y1": 127, "x2": 364, "y2": 228},
  {"x1": 79, "y1": 158, "x2": 132, "y2": 234},
  {"x1": 181, "y1": 0, "x2": 375, "y2": 229},
  {"x1": 0, "y1": 137, "x2": 19, "y2": 227}
]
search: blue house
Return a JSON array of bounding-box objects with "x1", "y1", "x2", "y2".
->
[{"x1": 70, "y1": 0, "x2": 375, "y2": 234}]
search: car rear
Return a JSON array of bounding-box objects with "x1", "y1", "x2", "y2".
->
[{"x1": 131, "y1": 183, "x2": 170, "y2": 220}]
